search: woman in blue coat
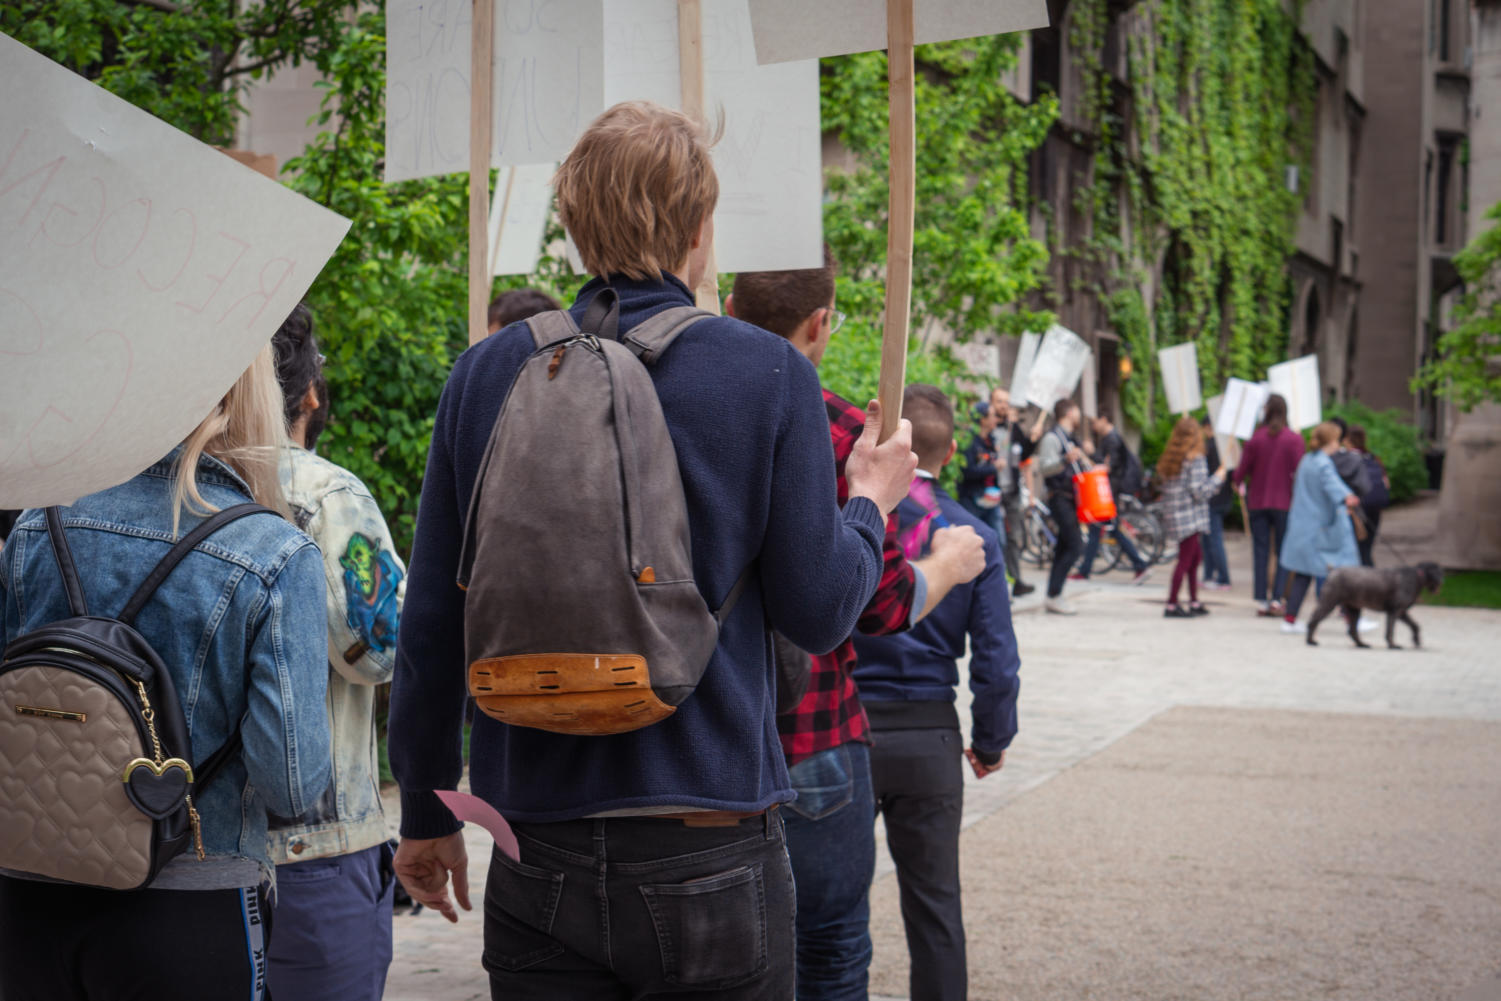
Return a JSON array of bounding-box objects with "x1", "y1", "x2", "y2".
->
[{"x1": 1278, "y1": 421, "x2": 1360, "y2": 633}]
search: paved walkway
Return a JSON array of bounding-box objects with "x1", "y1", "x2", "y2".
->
[{"x1": 384, "y1": 507, "x2": 1501, "y2": 1000}]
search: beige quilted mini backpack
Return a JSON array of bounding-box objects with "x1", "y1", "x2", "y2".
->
[{"x1": 0, "y1": 505, "x2": 270, "y2": 889}]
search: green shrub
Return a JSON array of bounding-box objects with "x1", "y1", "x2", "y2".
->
[{"x1": 1325, "y1": 401, "x2": 1427, "y2": 504}]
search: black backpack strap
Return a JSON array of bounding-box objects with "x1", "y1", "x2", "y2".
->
[
  {"x1": 622, "y1": 306, "x2": 715, "y2": 365},
  {"x1": 713, "y1": 562, "x2": 756, "y2": 627},
  {"x1": 580, "y1": 287, "x2": 621, "y2": 340},
  {"x1": 43, "y1": 507, "x2": 90, "y2": 617},
  {"x1": 118, "y1": 504, "x2": 276, "y2": 626},
  {"x1": 192, "y1": 729, "x2": 243, "y2": 793},
  {"x1": 523, "y1": 309, "x2": 581, "y2": 351}
]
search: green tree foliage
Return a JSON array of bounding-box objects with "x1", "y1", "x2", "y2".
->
[
  {"x1": 815, "y1": 35, "x2": 1057, "y2": 408},
  {"x1": 1068, "y1": 0, "x2": 1314, "y2": 432},
  {"x1": 1412, "y1": 202, "x2": 1501, "y2": 411}
]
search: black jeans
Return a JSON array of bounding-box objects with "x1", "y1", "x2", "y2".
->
[
  {"x1": 1047, "y1": 493, "x2": 1083, "y2": 598},
  {"x1": 483, "y1": 811, "x2": 795, "y2": 1000},
  {"x1": 870, "y1": 726, "x2": 967, "y2": 1001},
  {"x1": 1248, "y1": 508, "x2": 1289, "y2": 602},
  {"x1": 0, "y1": 876, "x2": 271, "y2": 1001}
]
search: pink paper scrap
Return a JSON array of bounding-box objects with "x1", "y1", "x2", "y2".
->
[{"x1": 435, "y1": 790, "x2": 520, "y2": 861}]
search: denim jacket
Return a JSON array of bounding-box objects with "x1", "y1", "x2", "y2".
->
[
  {"x1": 0, "y1": 451, "x2": 331, "y2": 889},
  {"x1": 267, "y1": 447, "x2": 405, "y2": 863}
]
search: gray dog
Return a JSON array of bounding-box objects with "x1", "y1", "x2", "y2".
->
[{"x1": 1306, "y1": 562, "x2": 1444, "y2": 649}]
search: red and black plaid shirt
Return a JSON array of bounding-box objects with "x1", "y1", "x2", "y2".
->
[{"x1": 777, "y1": 389, "x2": 917, "y2": 766}]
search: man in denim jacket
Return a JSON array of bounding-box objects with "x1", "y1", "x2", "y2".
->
[{"x1": 266, "y1": 305, "x2": 407, "y2": 1001}]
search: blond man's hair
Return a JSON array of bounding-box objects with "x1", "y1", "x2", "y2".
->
[
  {"x1": 1308, "y1": 420, "x2": 1342, "y2": 452},
  {"x1": 554, "y1": 101, "x2": 719, "y2": 280},
  {"x1": 171, "y1": 343, "x2": 291, "y2": 536}
]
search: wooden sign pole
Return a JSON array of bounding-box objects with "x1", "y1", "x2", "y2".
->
[
  {"x1": 878, "y1": 0, "x2": 916, "y2": 442},
  {"x1": 488, "y1": 165, "x2": 518, "y2": 280},
  {"x1": 678, "y1": 0, "x2": 722, "y2": 314},
  {"x1": 468, "y1": 0, "x2": 495, "y2": 345}
]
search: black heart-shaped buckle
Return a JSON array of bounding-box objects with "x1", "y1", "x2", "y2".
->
[{"x1": 122, "y1": 758, "x2": 193, "y2": 820}]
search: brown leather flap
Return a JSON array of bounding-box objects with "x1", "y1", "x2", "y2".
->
[
  {"x1": 469, "y1": 689, "x2": 676, "y2": 736},
  {"x1": 469, "y1": 653, "x2": 651, "y2": 697}
]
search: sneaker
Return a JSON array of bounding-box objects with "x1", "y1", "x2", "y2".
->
[
  {"x1": 1068, "y1": 573, "x2": 1087, "y2": 582},
  {"x1": 1044, "y1": 597, "x2": 1078, "y2": 616},
  {"x1": 1189, "y1": 603, "x2": 1210, "y2": 616},
  {"x1": 1357, "y1": 615, "x2": 1379, "y2": 633},
  {"x1": 1012, "y1": 581, "x2": 1036, "y2": 598},
  {"x1": 1257, "y1": 601, "x2": 1284, "y2": 618},
  {"x1": 1202, "y1": 581, "x2": 1230, "y2": 591},
  {"x1": 1131, "y1": 567, "x2": 1154, "y2": 586},
  {"x1": 1163, "y1": 603, "x2": 1192, "y2": 618},
  {"x1": 1280, "y1": 619, "x2": 1306, "y2": 634}
]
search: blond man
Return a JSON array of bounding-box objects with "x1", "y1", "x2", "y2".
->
[{"x1": 387, "y1": 102, "x2": 919, "y2": 1000}]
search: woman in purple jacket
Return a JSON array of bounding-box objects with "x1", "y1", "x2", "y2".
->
[{"x1": 1232, "y1": 394, "x2": 1307, "y2": 616}]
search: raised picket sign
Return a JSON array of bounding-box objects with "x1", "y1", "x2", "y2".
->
[
  {"x1": 1215, "y1": 377, "x2": 1269, "y2": 440},
  {"x1": 1158, "y1": 342, "x2": 1202, "y2": 414},
  {"x1": 488, "y1": 163, "x2": 556, "y2": 277},
  {"x1": 1023, "y1": 325, "x2": 1091, "y2": 410},
  {"x1": 1008, "y1": 330, "x2": 1040, "y2": 403},
  {"x1": 1267, "y1": 355, "x2": 1322, "y2": 431},
  {"x1": 744, "y1": 0, "x2": 1049, "y2": 63},
  {"x1": 1205, "y1": 395, "x2": 1241, "y2": 469},
  {"x1": 0, "y1": 31, "x2": 350, "y2": 509}
]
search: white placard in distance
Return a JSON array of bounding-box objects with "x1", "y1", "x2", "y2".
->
[
  {"x1": 1158, "y1": 342, "x2": 1202, "y2": 414},
  {"x1": 488, "y1": 163, "x2": 556, "y2": 276},
  {"x1": 1023, "y1": 325, "x2": 1091, "y2": 410},
  {"x1": 1204, "y1": 394, "x2": 1241, "y2": 469},
  {"x1": 1215, "y1": 377, "x2": 1269, "y2": 440},
  {"x1": 385, "y1": 0, "x2": 473, "y2": 183},
  {"x1": 0, "y1": 31, "x2": 351, "y2": 508},
  {"x1": 746, "y1": 0, "x2": 1050, "y2": 64},
  {"x1": 1266, "y1": 355, "x2": 1322, "y2": 431},
  {"x1": 1007, "y1": 330, "x2": 1040, "y2": 402}
]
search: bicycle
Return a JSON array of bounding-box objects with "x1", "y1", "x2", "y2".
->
[{"x1": 1018, "y1": 486, "x2": 1057, "y2": 569}]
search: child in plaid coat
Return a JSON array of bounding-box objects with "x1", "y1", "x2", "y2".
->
[{"x1": 1157, "y1": 416, "x2": 1228, "y2": 617}]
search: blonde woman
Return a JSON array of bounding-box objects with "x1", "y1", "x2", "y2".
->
[
  {"x1": 0, "y1": 344, "x2": 331, "y2": 1001},
  {"x1": 1156, "y1": 416, "x2": 1228, "y2": 618},
  {"x1": 1277, "y1": 421, "x2": 1361, "y2": 634}
]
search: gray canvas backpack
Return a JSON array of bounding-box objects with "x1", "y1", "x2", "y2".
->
[{"x1": 458, "y1": 290, "x2": 749, "y2": 736}]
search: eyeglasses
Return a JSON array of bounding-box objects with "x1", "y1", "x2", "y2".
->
[
  {"x1": 316, "y1": 353, "x2": 327, "y2": 369},
  {"x1": 827, "y1": 309, "x2": 846, "y2": 334}
]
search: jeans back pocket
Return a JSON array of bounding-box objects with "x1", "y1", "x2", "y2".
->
[
  {"x1": 639, "y1": 863, "x2": 768, "y2": 989},
  {"x1": 784, "y1": 744, "x2": 854, "y2": 821}
]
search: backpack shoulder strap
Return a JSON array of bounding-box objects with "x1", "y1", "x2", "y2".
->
[
  {"x1": 523, "y1": 309, "x2": 581, "y2": 350},
  {"x1": 621, "y1": 306, "x2": 715, "y2": 365},
  {"x1": 44, "y1": 507, "x2": 90, "y2": 617},
  {"x1": 118, "y1": 504, "x2": 276, "y2": 625},
  {"x1": 713, "y1": 562, "x2": 756, "y2": 627}
]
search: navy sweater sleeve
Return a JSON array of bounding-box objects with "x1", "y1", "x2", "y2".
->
[{"x1": 965, "y1": 525, "x2": 1021, "y2": 755}]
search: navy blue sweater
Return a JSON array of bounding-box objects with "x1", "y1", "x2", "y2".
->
[
  {"x1": 852, "y1": 481, "x2": 1021, "y2": 756},
  {"x1": 389, "y1": 275, "x2": 886, "y2": 832}
]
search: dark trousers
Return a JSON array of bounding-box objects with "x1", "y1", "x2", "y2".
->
[
  {"x1": 483, "y1": 812, "x2": 795, "y2": 1001},
  {"x1": 0, "y1": 876, "x2": 271, "y2": 1001},
  {"x1": 1079, "y1": 520, "x2": 1148, "y2": 577},
  {"x1": 1201, "y1": 509, "x2": 1230, "y2": 584},
  {"x1": 1047, "y1": 495, "x2": 1083, "y2": 598},
  {"x1": 1357, "y1": 507, "x2": 1381, "y2": 567},
  {"x1": 1001, "y1": 491, "x2": 1027, "y2": 584},
  {"x1": 267, "y1": 841, "x2": 396, "y2": 1001},
  {"x1": 1248, "y1": 508, "x2": 1289, "y2": 603},
  {"x1": 870, "y1": 725, "x2": 967, "y2": 1001},
  {"x1": 1284, "y1": 571, "x2": 1326, "y2": 619},
  {"x1": 782, "y1": 742, "x2": 877, "y2": 1001}
]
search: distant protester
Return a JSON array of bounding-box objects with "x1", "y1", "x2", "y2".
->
[
  {"x1": 1343, "y1": 424, "x2": 1391, "y2": 567},
  {"x1": 1156, "y1": 416, "x2": 1228, "y2": 618},
  {"x1": 1199, "y1": 417, "x2": 1234, "y2": 589},
  {"x1": 1075, "y1": 413, "x2": 1152, "y2": 586},
  {"x1": 1233, "y1": 393, "x2": 1305, "y2": 616},
  {"x1": 1277, "y1": 421, "x2": 1361, "y2": 634},
  {"x1": 1035, "y1": 398, "x2": 1090, "y2": 615}
]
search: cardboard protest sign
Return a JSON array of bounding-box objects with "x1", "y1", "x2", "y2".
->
[
  {"x1": 0, "y1": 32, "x2": 350, "y2": 509},
  {"x1": 746, "y1": 0, "x2": 1049, "y2": 64},
  {"x1": 1215, "y1": 377, "x2": 1268, "y2": 440},
  {"x1": 1158, "y1": 342, "x2": 1202, "y2": 414},
  {"x1": 1205, "y1": 395, "x2": 1241, "y2": 469},
  {"x1": 1023, "y1": 325, "x2": 1091, "y2": 410},
  {"x1": 603, "y1": 0, "x2": 822, "y2": 272},
  {"x1": 487, "y1": 163, "x2": 555, "y2": 276},
  {"x1": 1008, "y1": 330, "x2": 1040, "y2": 403},
  {"x1": 1267, "y1": 355, "x2": 1322, "y2": 431},
  {"x1": 386, "y1": 0, "x2": 604, "y2": 182}
]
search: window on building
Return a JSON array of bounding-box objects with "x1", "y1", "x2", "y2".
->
[
  {"x1": 1439, "y1": 0, "x2": 1452, "y2": 62},
  {"x1": 1423, "y1": 150, "x2": 1434, "y2": 237},
  {"x1": 1437, "y1": 137, "x2": 1456, "y2": 246}
]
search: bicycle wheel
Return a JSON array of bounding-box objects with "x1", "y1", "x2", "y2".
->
[
  {"x1": 1120, "y1": 509, "x2": 1165, "y2": 566},
  {"x1": 1087, "y1": 522, "x2": 1123, "y2": 575},
  {"x1": 1023, "y1": 511, "x2": 1054, "y2": 568}
]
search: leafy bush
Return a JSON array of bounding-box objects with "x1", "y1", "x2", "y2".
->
[{"x1": 1325, "y1": 401, "x2": 1427, "y2": 504}]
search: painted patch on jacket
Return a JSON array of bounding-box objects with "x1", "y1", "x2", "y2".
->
[{"x1": 340, "y1": 533, "x2": 402, "y2": 654}]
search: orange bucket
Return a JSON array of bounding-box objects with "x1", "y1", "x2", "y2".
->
[{"x1": 1074, "y1": 467, "x2": 1117, "y2": 524}]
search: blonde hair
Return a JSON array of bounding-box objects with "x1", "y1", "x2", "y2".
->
[
  {"x1": 1308, "y1": 421, "x2": 1341, "y2": 451},
  {"x1": 1156, "y1": 415, "x2": 1205, "y2": 480},
  {"x1": 554, "y1": 101, "x2": 719, "y2": 280},
  {"x1": 171, "y1": 343, "x2": 290, "y2": 534}
]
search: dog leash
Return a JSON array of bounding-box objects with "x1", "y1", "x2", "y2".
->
[{"x1": 1352, "y1": 508, "x2": 1415, "y2": 567}]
